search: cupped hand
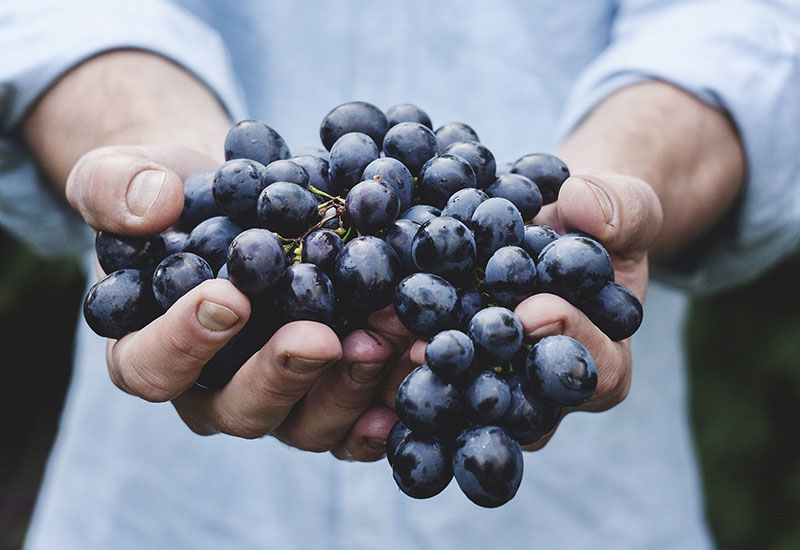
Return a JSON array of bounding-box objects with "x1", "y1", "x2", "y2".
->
[{"x1": 68, "y1": 144, "x2": 400, "y2": 458}]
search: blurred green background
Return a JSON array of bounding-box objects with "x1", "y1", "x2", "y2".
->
[{"x1": 0, "y1": 227, "x2": 798, "y2": 549}]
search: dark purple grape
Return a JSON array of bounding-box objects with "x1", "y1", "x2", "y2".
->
[
  {"x1": 151, "y1": 252, "x2": 214, "y2": 310},
  {"x1": 382, "y1": 122, "x2": 439, "y2": 177},
  {"x1": 452, "y1": 425, "x2": 523, "y2": 508},
  {"x1": 510, "y1": 153, "x2": 569, "y2": 205},
  {"x1": 411, "y1": 216, "x2": 476, "y2": 285},
  {"x1": 467, "y1": 306, "x2": 523, "y2": 364},
  {"x1": 391, "y1": 433, "x2": 453, "y2": 499},
  {"x1": 328, "y1": 132, "x2": 381, "y2": 194},
  {"x1": 425, "y1": 330, "x2": 474, "y2": 381},
  {"x1": 395, "y1": 365, "x2": 464, "y2": 436},
  {"x1": 180, "y1": 168, "x2": 221, "y2": 230},
  {"x1": 256, "y1": 182, "x2": 321, "y2": 239},
  {"x1": 95, "y1": 231, "x2": 167, "y2": 274},
  {"x1": 400, "y1": 204, "x2": 441, "y2": 225},
  {"x1": 291, "y1": 155, "x2": 334, "y2": 195},
  {"x1": 301, "y1": 229, "x2": 343, "y2": 276},
  {"x1": 501, "y1": 375, "x2": 562, "y2": 445},
  {"x1": 485, "y1": 173, "x2": 543, "y2": 221},
  {"x1": 386, "y1": 420, "x2": 412, "y2": 466},
  {"x1": 521, "y1": 224, "x2": 559, "y2": 259},
  {"x1": 262, "y1": 159, "x2": 310, "y2": 188},
  {"x1": 195, "y1": 321, "x2": 266, "y2": 390},
  {"x1": 184, "y1": 216, "x2": 243, "y2": 274},
  {"x1": 216, "y1": 263, "x2": 229, "y2": 280},
  {"x1": 382, "y1": 218, "x2": 420, "y2": 275},
  {"x1": 579, "y1": 281, "x2": 643, "y2": 341},
  {"x1": 224, "y1": 119, "x2": 291, "y2": 166},
  {"x1": 319, "y1": 101, "x2": 389, "y2": 151},
  {"x1": 470, "y1": 197, "x2": 525, "y2": 262},
  {"x1": 83, "y1": 269, "x2": 160, "y2": 339},
  {"x1": 484, "y1": 245, "x2": 537, "y2": 309},
  {"x1": 537, "y1": 234, "x2": 613, "y2": 305},
  {"x1": 394, "y1": 272, "x2": 460, "y2": 338},
  {"x1": 344, "y1": 179, "x2": 400, "y2": 234},
  {"x1": 441, "y1": 187, "x2": 489, "y2": 228},
  {"x1": 361, "y1": 157, "x2": 415, "y2": 212},
  {"x1": 273, "y1": 263, "x2": 336, "y2": 325},
  {"x1": 466, "y1": 371, "x2": 511, "y2": 424},
  {"x1": 441, "y1": 140, "x2": 496, "y2": 188},
  {"x1": 334, "y1": 236, "x2": 401, "y2": 312},
  {"x1": 434, "y1": 121, "x2": 479, "y2": 152},
  {"x1": 160, "y1": 229, "x2": 188, "y2": 256},
  {"x1": 385, "y1": 103, "x2": 432, "y2": 129},
  {"x1": 226, "y1": 228, "x2": 286, "y2": 298},
  {"x1": 457, "y1": 289, "x2": 486, "y2": 331},
  {"x1": 330, "y1": 297, "x2": 369, "y2": 338},
  {"x1": 526, "y1": 335, "x2": 597, "y2": 407},
  {"x1": 212, "y1": 158, "x2": 266, "y2": 226},
  {"x1": 292, "y1": 147, "x2": 329, "y2": 162},
  {"x1": 417, "y1": 154, "x2": 477, "y2": 209}
]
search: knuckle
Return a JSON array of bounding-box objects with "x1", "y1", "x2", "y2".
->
[
  {"x1": 120, "y1": 365, "x2": 177, "y2": 403},
  {"x1": 215, "y1": 410, "x2": 269, "y2": 440}
]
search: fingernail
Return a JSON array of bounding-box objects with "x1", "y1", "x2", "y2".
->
[
  {"x1": 349, "y1": 362, "x2": 384, "y2": 384},
  {"x1": 197, "y1": 300, "x2": 240, "y2": 331},
  {"x1": 287, "y1": 356, "x2": 328, "y2": 374},
  {"x1": 527, "y1": 321, "x2": 563, "y2": 340},
  {"x1": 365, "y1": 437, "x2": 386, "y2": 451},
  {"x1": 579, "y1": 178, "x2": 613, "y2": 223},
  {"x1": 127, "y1": 169, "x2": 166, "y2": 217}
]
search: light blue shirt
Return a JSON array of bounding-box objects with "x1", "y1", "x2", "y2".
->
[{"x1": 2, "y1": 1, "x2": 800, "y2": 549}]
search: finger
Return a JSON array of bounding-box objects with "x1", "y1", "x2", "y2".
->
[
  {"x1": 367, "y1": 304, "x2": 416, "y2": 350},
  {"x1": 409, "y1": 339, "x2": 427, "y2": 366},
  {"x1": 515, "y1": 293, "x2": 631, "y2": 412},
  {"x1": 271, "y1": 329, "x2": 396, "y2": 452},
  {"x1": 108, "y1": 278, "x2": 250, "y2": 402},
  {"x1": 66, "y1": 144, "x2": 217, "y2": 236},
  {"x1": 377, "y1": 346, "x2": 418, "y2": 409},
  {"x1": 173, "y1": 321, "x2": 343, "y2": 439},
  {"x1": 556, "y1": 174, "x2": 663, "y2": 257},
  {"x1": 331, "y1": 405, "x2": 399, "y2": 462}
]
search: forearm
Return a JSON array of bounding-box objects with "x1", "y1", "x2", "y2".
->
[
  {"x1": 22, "y1": 49, "x2": 232, "y2": 191},
  {"x1": 556, "y1": 81, "x2": 746, "y2": 259}
]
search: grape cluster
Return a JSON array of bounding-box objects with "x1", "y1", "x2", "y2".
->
[{"x1": 82, "y1": 101, "x2": 644, "y2": 507}]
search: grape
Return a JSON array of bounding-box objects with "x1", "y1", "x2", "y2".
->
[
  {"x1": 184, "y1": 216, "x2": 243, "y2": 274},
  {"x1": 382, "y1": 218, "x2": 420, "y2": 275},
  {"x1": 319, "y1": 101, "x2": 388, "y2": 151},
  {"x1": 212, "y1": 158, "x2": 266, "y2": 226},
  {"x1": 580, "y1": 281, "x2": 643, "y2": 341},
  {"x1": 391, "y1": 433, "x2": 453, "y2": 499},
  {"x1": 301, "y1": 229, "x2": 344, "y2": 277},
  {"x1": 291, "y1": 155, "x2": 334, "y2": 195},
  {"x1": 180, "y1": 168, "x2": 221, "y2": 230},
  {"x1": 273, "y1": 263, "x2": 336, "y2": 325},
  {"x1": 434, "y1": 121, "x2": 479, "y2": 151},
  {"x1": 457, "y1": 288, "x2": 486, "y2": 331},
  {"x1": 470, "y1": 197, "x2": 525, "y2": 262},
  {"x1": 400, "y1": 204, "x2": 440, "y2": 225},
  {"x1": 393, "y1": 272, "x2": 460, "y2": 338},
  {"x1": 425, "y1": 330, "x2": 474, "y2": 381},
  {"x1": 334, "y1": 236, "x2": 401, "y2": 311},
  {"x1": 466, "y1": 370, "x2": 511, "y2": 424},
  {"x1": 521, "y1": 224, "x2": 559, "y2": 259},
  {"x1": 386, "y1": 420, "x2": 412, "y2": 466},
  {"x1": 256, "y1": 182, "x2": 321, "y2": 239},
  {"x1": 95, "y1": 231, "x2": 166, "y2": 274},
  {"x1": 385, "y1": 103, "x2": 432, "y2": 129},
  {"x1": 484, "y1": 245, "x2": 537, "y2": 309},
  {"x1": 83, "y1": 269, "x2": 160, "y2": 339},
  {"x1": 526, "y1": 335, "x2": 598, "y2": 407},
  {"x1": 151, "y1": 252, "x2": 214, "y2": 310},
  {"x1": 328, "y1": 132, "x2": 381, "y2": 194},
  {"x1": 344, "y1": 179, "x2": 400, "y2": 234},
  {"x1": 382, "y1": 122, "x2": 439, "y2": 176},
  {"x1": 196, "y1": 321, "x2": 265, "y2": 390},
  {"x1": 537, "y1": 234, "x2": 613, "y2": 305},
  {"x1": 441, "y1": 187, "x2": 488, "y2": 228},
  {"x1": 417, "y1": 154, "x2": 477, "y2": 209},
  {"x1": 411, "y1": 216, "x2": 476, "y2": 285},
  {"x1": 160, "y1": 229, "x2": 188, "y2": 256},
  {"x1": 226, "y1": 228, "x2": 286, "y2": 298},
  {"x1": 262, "y1": 159, "x2": 310, "y2": 188},
  {"x1": 501, "y1": 375, "x2": 562, "y2": 445},
  {"x1": 452, "y1": 425, "x2": 523, "y2": 508},
  {"x1": 224, "y1": 119, "x2": 291, "y2": 167},
  {"x1": 468, "y1": 306, "x2": 523, "y2": 364},
  {"x1": 441, "y1": 140, "x2": 496, "y2": 188},
  {"x1": 395, "y1": 365, "x2": 464, "y2": 436},
  {"x1": 361, "y1": 157, "x2": 415, "y2": 212},
  {"x1": 485, "y1": 173, "x2": 543, "y2": 221},
  {"x1": 510, "y1": 153, "x2": 570, "y2": 205}
]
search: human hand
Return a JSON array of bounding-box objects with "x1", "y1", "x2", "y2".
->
[{"x1": 68, "y1": 144, "x2": 400, "y2": 459}]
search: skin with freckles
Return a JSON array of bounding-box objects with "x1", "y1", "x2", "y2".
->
[{"x1": 22, "y1": 51, "x2": 744, "y2": 459}]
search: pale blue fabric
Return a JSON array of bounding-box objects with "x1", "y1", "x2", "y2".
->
[{"x1": 1, "y1": 1, "x2": 799, "y2": 549}]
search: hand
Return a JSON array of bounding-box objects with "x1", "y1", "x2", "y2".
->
[{"x1": 68, "y1": 144, "x2": 400, "y2": 459}]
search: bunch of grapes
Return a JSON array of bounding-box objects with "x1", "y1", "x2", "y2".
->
[{"x1": 83, "y1": 101, "x2": 644, "y2": 506}]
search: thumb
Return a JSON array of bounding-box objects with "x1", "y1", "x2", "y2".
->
[
  {"x1": 66, "y1": 144, "x2": 218, "y2": 236},
  {"x1": 556, "y1": 173, "x2": 663, "y2": 257}
]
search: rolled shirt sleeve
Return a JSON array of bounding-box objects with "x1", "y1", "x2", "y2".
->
[
  {"x1": 0, "y1": 0, "x2": 246, "y2": 258},
  {"x1": 556, "y1": 0, "x2": 800, "y2": 294}
]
